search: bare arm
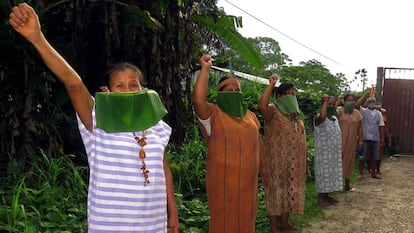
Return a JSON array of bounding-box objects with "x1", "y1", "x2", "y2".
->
[
  {"x1": 258, "y1": 74, "x2": 278, "y2": 121},
  {"x1": 9, "y1": 3, "x2": 94, "y2": 131},
  {"x1": 357, "y1": 120, "x2": 364, "y2": 148},
  {"x1": 335, "y1": 96, "x2": 343, "y2": 108},
  {"x1": 314, "y1": 94, "x2": 329, "y2": 126},
  {"x1": 163, "y1": 154, "x2": 180, "y2": 233},
  {"x1": 355, "y1": 91, "x2": 370, "y2": 110},
  {"x1": 379, "y1": 113, "x2": 385, "y2": 146},
  {"x1": 191, "y1": 55, "x2": 212, "y2": 120},
  {"x1": 259, "y1": 139, "x2": 269, "y2": 186},
  {"x1": 384, "y1": 125, "x2": 392, "y2": 147}
]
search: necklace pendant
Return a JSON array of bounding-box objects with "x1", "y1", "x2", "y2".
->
[
  {"x1": 138, "y1": 138, "x2": 147, "y2": 147},
  {"x1": 139, "y1": 149, "x2": 146, "y2": 159}
]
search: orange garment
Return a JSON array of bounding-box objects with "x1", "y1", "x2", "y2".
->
[
  {"x1": 200, "y1": 104, "x2": 261, "y2": 233},
  {"x1": 263, "y1": 104, "x2": 306, "y2": 215},
  {"x1": 337, "y1": 107, "x2": 362, "y2": 179}
]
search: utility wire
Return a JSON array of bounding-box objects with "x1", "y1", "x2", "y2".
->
[{"x1": 224, "y1": 0, "x2": 341, "y2": 65}]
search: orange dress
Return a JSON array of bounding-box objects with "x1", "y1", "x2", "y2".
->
[
  {"x1": 263, "y1": 104, "x2": 307, "y2": 215},
  {"x1": 337, "y1": 107, "x2": 362, "y2": 179},
  {"x1": 200, "y1": 104, "x2": 261, "y2": 233}
]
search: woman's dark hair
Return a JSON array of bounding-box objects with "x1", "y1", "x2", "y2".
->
[
  {"x1": 218, "y1": 76, "x2": 229, "y2": 91},
  {"x1": 343, "y1": 93, "x2": 356, "y2": 101},
  {"x1": 275, "y1": 82, "x2": 294, "y2": 97},
  {"x1": 101, "y1": 62, "x2": 144, "y2": 87}
]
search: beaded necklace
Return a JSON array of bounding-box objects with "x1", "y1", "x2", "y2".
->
[{"x1": 133, "y1": 130, "x2": 150, "y2": 186}]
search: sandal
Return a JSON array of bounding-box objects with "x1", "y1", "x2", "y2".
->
[{"x1": 358, "y1": 175, "x2": 365, "y2": 180}]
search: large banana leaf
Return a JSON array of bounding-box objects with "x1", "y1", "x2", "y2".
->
[
  {"x1": 89, "y1": 0, "x2": 164, "y2": 30},
  {"x1": 191, "y1": 14, "x2": 262, "y2": 68}
]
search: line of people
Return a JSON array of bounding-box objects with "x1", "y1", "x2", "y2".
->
[
  {"x1": 10, "y1": 3, "x2": 305, "y2": 232},
  {"x1": 193, "y1": 56, "x2": 307, "y2": 233},
  {"x1": 9, "y1": 3, "x2": 391, "y2": 233},
  {"x1": 313, "y1": 91, "x2": 390, "y2": 208}
]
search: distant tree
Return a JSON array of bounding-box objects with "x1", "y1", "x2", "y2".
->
[
  {"x1": 353, "y1": 68, "x2": 368, "y2": 92},
  {"x1": 279, "y1": 59, "x2": 349, "y2": 126},
  {"x1": 213, "y1": 36, "x2": 289, "y2": 77},
  {"x1": 0, "y1": 0, "x2": 263, "y2": 172}
]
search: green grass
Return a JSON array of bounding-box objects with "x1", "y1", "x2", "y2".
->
[
  {"x1": 0, "y1": 135, "x2": 349, "y2": 233},
  {"x1": 0, "y1": 152, "x2": 87, "y2": 233}
]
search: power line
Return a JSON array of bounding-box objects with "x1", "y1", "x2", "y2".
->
[{"x1": 224, "y1": 0, "x2": 341, "y2": 65}]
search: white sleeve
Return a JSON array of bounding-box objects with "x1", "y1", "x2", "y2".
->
[{"x1": 198, "y1": 117, "x2": 211, "y2": 136}]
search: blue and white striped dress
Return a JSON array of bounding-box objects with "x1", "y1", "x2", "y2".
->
[{"x1": 77, "y1": 107, "x2": 171, "y2": 233}]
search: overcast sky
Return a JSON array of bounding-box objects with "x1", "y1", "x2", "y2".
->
[{"x1": 217, "y1": 0, "x2": 414, "y2": 91}]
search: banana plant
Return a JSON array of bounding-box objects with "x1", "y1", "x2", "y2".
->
[{"x1": 191, "y1": 14, "x2": 263, "y2": 68}]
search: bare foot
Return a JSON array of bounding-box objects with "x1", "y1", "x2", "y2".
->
[
  {"x1": 270, "y1": 227, "x2": 282, "y2": 233},
  {"x1": 327, "y1": 196, "x2": 339, "y2": 204},
  {"x1": 280, "y1": 223, "x2": 298, "y2": 231},
  {"x1": 317, "y1": 198, "x2": 331, "y2": 206}
]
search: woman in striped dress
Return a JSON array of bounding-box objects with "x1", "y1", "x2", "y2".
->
[{"x1": 9, "y1": 3, "x2": 179, "y2": 232}]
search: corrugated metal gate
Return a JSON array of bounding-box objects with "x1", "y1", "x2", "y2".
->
[{"x1": 376, "y1": 67, "x2": 414, "y2": 153}]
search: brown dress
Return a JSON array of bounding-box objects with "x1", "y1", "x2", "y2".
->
[
  {"x1": 200, "y1": 104, "x2": 261, "y2": 233},
  {"x1": 337, "y1": 107, "x2": 362, "y2": 179},
  {"x1": 263, "y1": 104, "x2": 306, "y2": 215}
]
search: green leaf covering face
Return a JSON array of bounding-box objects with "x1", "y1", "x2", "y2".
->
[{"x1": 95, "y1": 90, "x2": 167, "y2": 133}]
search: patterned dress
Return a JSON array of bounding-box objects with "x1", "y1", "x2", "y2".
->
[
  {"x1": 199, "y1": 104, "x2": 261, "y2": 233},
  {"x1": 313, "y1": 115, "x2": 343, "y2": 193},
  {"x1": 337, "y1": 107, "x2": 362, "y2": 179},
  {"x1": 263, "y1": 104, "x2": 307, "y2": 215},
  {"x1": 77, "y1": 105, "x2": 171, "y2": 233}
]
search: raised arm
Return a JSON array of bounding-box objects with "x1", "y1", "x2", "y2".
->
[
  {"x1": 355, "y1": 91, "x2": 370, "y2": 110},
  {"x1": 191, "y1": 55, "x2": 212, "y2": 120},
  {"x1": 314, "y1": 94, "x2": 330, "y2": 126},
  {"x1": 335, "y1": 95, "x2": 343, "y2": 108},
  {"x1": 258, "y1": 74, "x2": 278, "y2": 121},
  {"x1": 9, "y1": 3, "x2": 94, "y2": 131}
]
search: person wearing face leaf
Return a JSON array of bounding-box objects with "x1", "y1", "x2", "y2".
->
[
  {"x1": 337, "y1": 94, "x2": 363, "y2": 190},
  {"x1": 313, "y1": 95, "x2": 343, "y2": 206},
  {"x1": 192, "y1": 55, "x2": 269, "y2": 233},
  {"x1": 258, "y1": 75, "x2": 307, "y2": 233},
  {"x1": 8, "y1": 3, "x2": 180, "y2": 233},
  {"x1": 356, "y1": 92, "x2": 385, "y2": 179}
]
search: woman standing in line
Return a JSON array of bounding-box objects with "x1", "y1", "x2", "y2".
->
[
  {"x1": 314, "y1": 95, "x2": 343, "y2": 206},
  {"x1": 337, "y1": 94, "x2": 363, "y2": 190},
  {"x1": 258, "y1": 74, "x2": 307, "y2": 233},
  {"x1": 9, "y1": 3, "x2": 179, "y2": 232},
  {"x1": 192, "y1": 54, "x2": 268, "y2": 233}
]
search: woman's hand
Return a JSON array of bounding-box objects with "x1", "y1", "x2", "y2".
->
[
  {"x1": 268, "y1": 74, "x2": 278, "y2": 87},
  {"x1": 199, "y1": 54, "x2": 212, "y2": 69},
  {"x1": 322, "y1": 94, "x2": 330, "y2": 103},
  {"x1": 168, "y1": 216, "x2": 180, "y2": 233},
  {"x1": 9, "y1": 3, "x2": 42, "y2": 42}
]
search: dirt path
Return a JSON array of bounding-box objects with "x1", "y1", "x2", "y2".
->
[{"x1": 303, "y1": 155, "x2": 414, "y2": 233}]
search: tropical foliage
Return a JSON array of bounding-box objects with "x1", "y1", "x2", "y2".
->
[{"x1": 0, "y1": 0, "x2": 359, "y2": 232}]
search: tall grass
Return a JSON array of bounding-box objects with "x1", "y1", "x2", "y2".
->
[
  {"x1": 0, "y1": 151, "x2": 88, "y2": 232},
  {"x1": 0, "y1": 134, "x2": 331, "y2": 233}
]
